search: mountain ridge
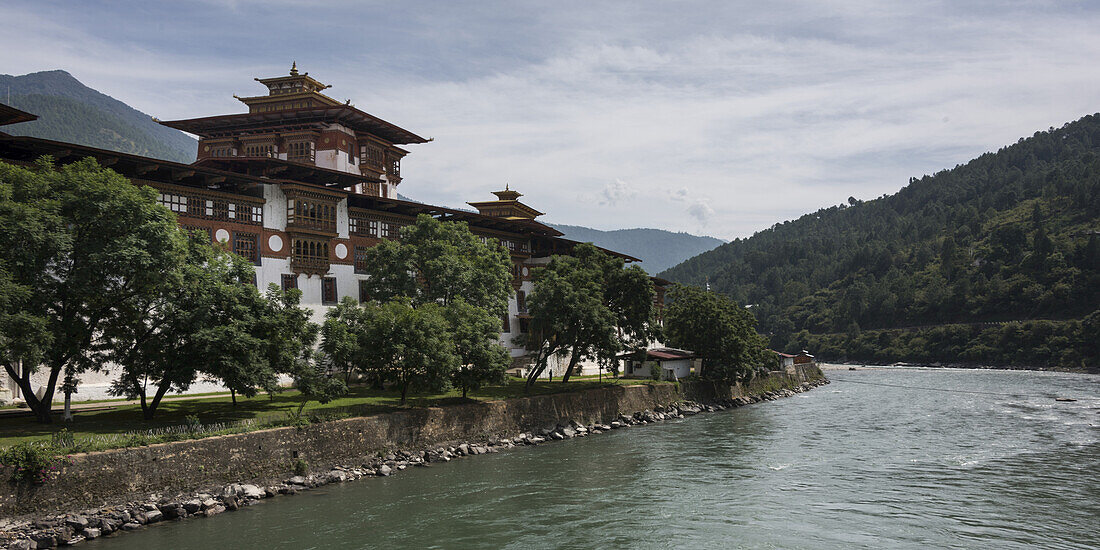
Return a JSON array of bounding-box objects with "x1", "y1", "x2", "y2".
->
[
  {"x1": 660, "y1": 114, "x2": 1100, "y2": 371},
  {"x1": 547, "y1": 223, "x2": 724, "y2": 274},
  {"x1": 0, "y1": 70, "x2": 197, "y2": 163}
]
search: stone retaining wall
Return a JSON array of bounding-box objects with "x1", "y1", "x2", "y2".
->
[
  {"x1": 682, "y1": 363, "x2": 823, "y2": 402},
  {"x1": 1, "y1": 383, "x2": 681, "y2": 518}
]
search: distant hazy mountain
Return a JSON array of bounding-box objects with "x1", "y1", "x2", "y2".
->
[
  {"x1": 0, "y1": 70, "x2": 197, "y2": 163},
  {"x1": 547, "y1": 223, "x2": 724, "y2": 274}
]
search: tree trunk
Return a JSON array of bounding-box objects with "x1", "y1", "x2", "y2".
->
[
  {"x1": 560, "y1": 349, "x2": 581, "y2": 383},
  {"x1": 138, "y1": 390, "x2": 149, "y2": 420},
  {"x1": 144, "y1": 382, "x2": 173, "y2": 420},
  {"x1": 5, "y1": 361, "x2": 60, "y2": 424},
  {"x1": 63, "y1": 391, "x2": 73, "y2": 422},
  {"x1": 400, "y1": 381, "x2": 409, "y2": 406},
  {"x1": 230, "y1": 388, "x2": 237, "y2": 406}
]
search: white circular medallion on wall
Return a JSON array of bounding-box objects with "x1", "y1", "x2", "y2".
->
[
  {"x1": 215, "y1": 229, "x2": 230, "y2": 243},
  {"x1": 335, "y1": 243, "x2": 348, "y2": 259},
  {"x1": 522, "y1": 267, "x2": 530, "y2": 277},
  {"x1": 268, "y1": 234, "x2": 283, "y2": 252}
]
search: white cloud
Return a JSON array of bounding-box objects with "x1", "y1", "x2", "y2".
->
[
  {"x1": 600, "y1": 179, "x2": 636, "y2": 205},
  {"x1": 668, "y1": 187, "x2": 689, "y2": 202},
  {"x1": 687, "y1": 200, "x2": 715, "y2": 225}
]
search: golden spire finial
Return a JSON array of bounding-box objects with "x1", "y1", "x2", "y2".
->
[{"x1": 290, "y1": 61, "x2": 299, "y2": 76}]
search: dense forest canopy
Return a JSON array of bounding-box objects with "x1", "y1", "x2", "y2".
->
[{"x1": 661, "y1": 114, "x2": 1100, "y2": 371}]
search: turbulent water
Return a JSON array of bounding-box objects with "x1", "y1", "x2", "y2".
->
[{"x1": 91, "y1": 368, "x2": 1099, "y2": 549}]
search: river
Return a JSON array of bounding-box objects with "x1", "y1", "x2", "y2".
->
[{"x1": 89, "y1": 367, "x2": 1099, "y2": 549}]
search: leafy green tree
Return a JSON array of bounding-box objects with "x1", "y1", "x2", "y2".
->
[
  {"x1": 290, "y1": 351, "x2": 347, "y2": 418},
  {"x1": 524, "y1": 243, "x2": 655, "y2": 387},
  {"x1": 106, "y1": 230, "x2": 266, "y2": 419},
  {"x1": 320, "y1": 297, "x2": 368, "y2": 383},
  {"x1": 0, "y1": 158, "x2": 181, "y2": 423},
  {"x1": 359, "y1": 214, "x2": 512, "y2": 313},
  {"x1": 357, "y1": 300, "x2": 458, "y2": 405},
  {"x1": 359, "y1": 214, "x2": 512, "y2": 392},
  {"x1": 663, "y1": 284, "x2": 769, "y2": 382},
  {"x1": 241, "y1": 285, "x2": 320, "y2": 403},
  {"x1": 444, "y1": 299, "x2": 509, "y2": 398}
]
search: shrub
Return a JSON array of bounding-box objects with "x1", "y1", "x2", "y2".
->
[
  {"x1": 293, "y1": 458, "x2": 309, "y2": 476},
  {"x1": 0, "y1": 442, "x2": 71, "y2": 484}
]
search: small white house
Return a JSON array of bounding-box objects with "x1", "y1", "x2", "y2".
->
[
  {"x1": 622, "y1": 348, "x2": 697, "y2": 381},
  {"x1": 771, "y1": 350, "x2": 796, "y2": 369}
]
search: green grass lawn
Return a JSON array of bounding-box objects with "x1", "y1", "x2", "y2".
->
[{"x1": 0, "y1": 377, "x2": 663, "y2": 450}]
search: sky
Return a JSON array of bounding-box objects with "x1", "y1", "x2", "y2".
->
[{"x1": 2, "y1": 1, "x2": 1099, "y2": 240}]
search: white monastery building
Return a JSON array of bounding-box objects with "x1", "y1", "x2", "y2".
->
[{"x1": 0, "y1": 66, "x2": 662, "y2": 400}]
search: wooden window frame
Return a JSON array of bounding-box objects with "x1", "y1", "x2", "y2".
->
[
  {"x1": 321, "y1": 277, "x2": 338, "y2": 305},
  {"x1": 291, "y1": 237, "x2": 330, "y2": 274},
  {"x1": 287, "y1": 141, "x2": 315, "y2": 163},
  {"x1": 158, "y1": 192, "x2": 188, "y2": 213},
  {"x1": 281, "y1": 274, "x2": 298, "y2": 292},
  {"x1": 360, "y1": 143, "x2": 385, "y2": 171},
  {"x1": 354, "y1": 245, "x2": 370, "y2": 274},
  {"x1": 233, "y1": 231, "x2": 261, "y2": 266}
]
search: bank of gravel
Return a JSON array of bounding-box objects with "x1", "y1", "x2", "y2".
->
[{"x1": 0, "y1": 376, "x2": 827, "y2": 549}]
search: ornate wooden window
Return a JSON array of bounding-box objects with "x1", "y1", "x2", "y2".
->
[
  {"x1": 158, "y1": 192, "x2": 187, "y2": 213},
  {"x1": 210, "y1": 146, "x2": 235, "y2": 157},
  {"x1": 281, "y1": 274, "x2": 298, "y2": 292},
  {"x1": 501, "y1": 313, "x2": 511, "y2": 333},
  {"x1": 187, "y1": 195, "x2": 204, "y2": 217},
  {"x1": 244, "y1": 143, "x2": 275, "y2": 157},
  {"x1": 379, "y1": 220, "x2": 405, "y2": 240},
  {"x1": 203, "y1": 199, "x2": 231, "y2": 220},
  {"x1": 233, "y1": 232, "x2": 260, "y2": 265},
  {"x1": 155, "y1": 186, "x2": 263, "y2": 226},
  {"x1": 362, "y1": 182, "x2": 380, "y2": 197},
  {"x1": 360, "y1": 143, "x2": 385, "y2": 170},
  {"x1": 286, "y1": 141, "x2": 315, "y2": 163},
  {"x1": 354, "y1": 246, "x2": 370, "y2": 274},
  {"x1": 247, "y1": 204, "x2": 263, "y2": 224},
  {"x1": 286, "y1": 197, "x2": 337, "y2": 233},
  {"x1": 349, "y1": 215, "x2": 379, "y2": 238},
  {"x1": 386, "y1": 152, "x2": 401, "y2": 181},
  {"x1": 291, "y1": 237, "x2": 330, "y2": 274},
  {"x1": 322, "y1": 277, "x2": 338, "y2": 305},
  {"x1": 516, "y1": 290, "x2": 527, "y2": 314}
]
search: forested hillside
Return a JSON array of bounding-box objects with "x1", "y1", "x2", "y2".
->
[
  {"x1": 549, "y1": 224, "x2": 724, "y2": 274},
  {"x1": 0, "y1": 70, "x2": 196, "y2": 163},
  {"x1": 661, "y1": 115, "x2": 1100, "y2": 371}
]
